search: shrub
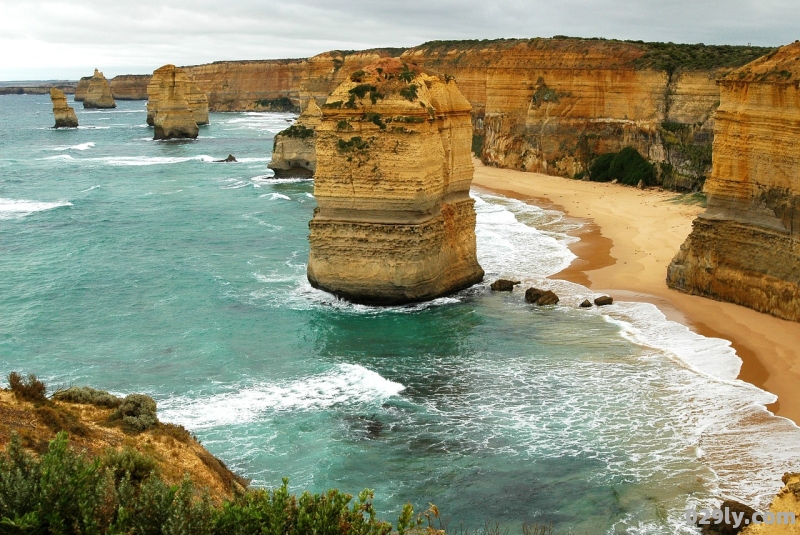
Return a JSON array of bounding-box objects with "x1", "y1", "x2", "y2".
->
[
  {"x1": 350, "y1": 70, "x2": 366, "y2": 82},
  {"x1": 349, "y1": 84, "x2": 377, "y2": 99},
  {"x1": 7, "y1": 372, "x2": 47, "y2": 403},
  {"x1": 101, "y1": 446, "x2": 159, "y2": 484},
  {"x1": 472, "y1": 134, "x2": 485, "y2": 156},
  {"x1": 53, "y1": 386, "x2": 122, "y2": 408},
  {"x1": 589, "y1": 148, "x2": 655, "y2": 186},
  {"x1": 362, "y1": 112, "x2": 386, "y2": 130},
  {"x1": 280, "y1": 124, "x2": 314, "y2": 140},
  {"x1": 399, "y1": 84, "x2": 418, "y2": 101},
  {"x1": 109, "y1": 393, "x2": 159, "y2": 433},
  {"x1": 337, "y1": 136, "x2": 370, "y2": 152}
]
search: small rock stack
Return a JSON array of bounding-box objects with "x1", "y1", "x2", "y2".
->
[
  {"x1": 49, "y1": 88, "x2": 78, "y2": 128},
  {"x1": 82, "y1": 69, "x2": 116, "y2": 109}
]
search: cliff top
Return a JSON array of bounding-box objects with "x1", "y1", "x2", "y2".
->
[
  {"x1": 723, "y1": 40, "x2": 800, "y2": 83},
  {"x1": 405, "y1": 37, "x2": 774, "y2": 73}
]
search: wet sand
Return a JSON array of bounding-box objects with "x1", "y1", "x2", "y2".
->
[{"x1": 472, "y1": 159, "x2": 800, "y2": 425}]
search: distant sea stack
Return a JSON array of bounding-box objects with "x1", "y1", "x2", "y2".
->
[
  {"x1": 147, "y1": 65, "x2": 209, "y2": 128},
  {"x1": 307, "y1": 59, "x2": 484, "y2": 304},
  {"x1": 82, "y1": 69, "x2": 116, "y2": 109},
  {"x1": 268, "y1": 98, "x2": 320, "y2": 178},
  {"x1": 74, "y1": 76, "x2": 91, "y2": 101},
  {"x1": 49, "y1": 88, "x2": 78, "y2": 128},
  {"x1": 667, "y1": 42, "x2": 800, "y2": 322}
]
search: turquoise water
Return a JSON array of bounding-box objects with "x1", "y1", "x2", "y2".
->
[{"x1": 2, "y1": 95, "x2": 800, "y2": 534}]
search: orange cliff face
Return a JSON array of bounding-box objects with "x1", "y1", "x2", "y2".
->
[
  {"x1": 401, "y1": 39, "x2": 767, "y2": 190},
  {"x1": 667, "y1": 42, "x2": 800, "y2": 321},
  {"x1": 110, "y1": 75, "x2": 151, "y2": 100}
]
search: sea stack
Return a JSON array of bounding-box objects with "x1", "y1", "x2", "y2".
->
[
  {"x1": 307, "y1": 59, "x2": 484, "y2": 304},
  {"x1": 147, "y1": 65, "x2": 208, "y2": 127},
  {"x1": 268, "y1": 98, "x2": 321, "y2": 178},
  {"x1": 82, "y1": 69, "x2": 116, "y2": 109},
  {"x1": 667, "y1": 42, "x2": 800, "y2": 322},
  {"x1": 150, "y1": 69, "x2": 199, "y2": 140},
  {"x1": 49, "y1": 88, "x2": 79, "y2": 128}
]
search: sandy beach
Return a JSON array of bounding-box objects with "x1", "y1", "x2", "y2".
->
[{"x1": 472, "y1": 159, "x2": 800, "y2": 426}]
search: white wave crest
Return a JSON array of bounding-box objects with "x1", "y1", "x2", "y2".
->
[
  {"x1": 50, "y1": 142, "x2": 95, "y2": 151},
  {"x1": 260, "y1": 192, "x2": 291, "y2": 200},
  {"x1": 97, "y1": 155, "x2": 215, "y2": 166},
  {"x1": 0, "y1": 198, "x2": 72, "y2": 219},
  {"x1": 158, "y1": 364, "x2": 405, "y2": 429}
]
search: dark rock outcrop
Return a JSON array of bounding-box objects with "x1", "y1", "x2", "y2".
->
[
  {"x1": 525, "y1": 288, "x2": 559, "y2": 306},
  {"x1": 580, "y1": 299, "x2": 593, "y2": 308},
  {"x1": 697, "y1": 500, "x2": 755, "y2": 534},
  {"x1": 490, "y1": 279, "x2": 521, "y2": 291},
  {"x1": 215, "y1": 154, "x2": 237, "y2": 162},
  {"x1": 594, "y1": 295, "x2": 613, "y2": 306}
]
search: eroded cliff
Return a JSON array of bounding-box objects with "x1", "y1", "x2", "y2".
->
[
  {"x1": 308, "y1": 59, "x2": 484, "y2": 304},
  {"x1": 268, "y1": 98, "x2": 321, "y2": 178},
  {"x1": 667, "y1": 42, "x2": 800, "y2": 321},
  {"x1": 110, "y1": 74, "x2": 151, "y2": 100},
  {"x1": 147, "y1": 65, "x2": 208, "y2": 127},
  {"x1": 49, "y1": 87, "x2": 78, "y2": 128},
  {"x1": 82, "y1": 69, "x2": 116, "y2": 109}
]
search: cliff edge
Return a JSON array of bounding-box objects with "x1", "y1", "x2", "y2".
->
[
  {"x1": 49, "y1": 87, "x2": 78, "y2": 128},
  {"x1": 308, "y1": 59, "x2": 484, "y2": 304},
  {"x1": 667, "y1": 42, "x2": 800, "y2": 322}
]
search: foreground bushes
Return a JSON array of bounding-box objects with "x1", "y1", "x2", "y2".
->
[{"x1": 0, "y1": 432, "x2": 432, "y2": 535}]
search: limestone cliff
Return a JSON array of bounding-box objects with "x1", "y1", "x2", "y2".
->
[
  {"x1": 741, "y1": 473, "x2": 800, "y2": 534},
  {"x1": 147, "y1": 65, "x2": 209, "y2": 127},
  {"x1": 308, "y1": 59, "x2": 484, "y2": 304},
  {"x1": 49, "y1": 87, "x2": 78, "y2": 128},
  {"x1": 110, "y1": 74, "x2": 151, "y2": 100},
  {"x1": 667, "y1": 42, "x2": 800, "y2": 321},
  {"x1": 74, "y1": 76, "x2": 91, "y2": 101},
  {"x1": 402, "y1": 39, "x2": 771, "y2": 190},
  {"x1": 268, "y1": 98, "x2": 321, "y2": 178},
  {"x1": 149, "y1": 66, "x2": 200, "y2": 140},
  {"x1": 82, "y1": 69, "x2": 116, "y2": 109}
]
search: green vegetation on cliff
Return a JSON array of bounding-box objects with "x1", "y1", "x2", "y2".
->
[{"x1": 589, "y1": 147, "x2": 655, "y2": 186}]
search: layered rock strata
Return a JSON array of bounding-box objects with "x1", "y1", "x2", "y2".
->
[
  {"x1": 110, "y1": 74, "x2": 151, "y2": 100},
  {"x1": 149, "y1": 67, "x2": 200, "y2": 140},
  {"x1": 74, "y1": 76, "x2": 91, "y2": 101},
  {"x1": 667, "y1": 43, "x2": 800, "y2": 321},
  {"x1": 268, "y1": 98, "x2": 322, "y2": 178},
  {"x1": 49, "y1": 87, "x2": 79, "y2": 128},
  {"x1": 147, "y1": 65, "x2": 208, "y2": 127},
  {"x1": 308, "y1": 59, "x2": 484, "y2": 304},
  {"x1": 82, "y1": 69, "x2": 116, "y2": 109}
]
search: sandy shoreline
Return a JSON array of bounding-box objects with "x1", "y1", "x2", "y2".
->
[{"x1": 472, "y1": 159, "x2": 800, "y2": 426}]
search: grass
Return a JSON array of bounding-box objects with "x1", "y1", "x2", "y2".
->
[{"x1": 670, "y1": 192, "x2": 708, "y2": 207}]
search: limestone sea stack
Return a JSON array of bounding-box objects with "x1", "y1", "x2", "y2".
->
[
  {"x1": 82, "y1": 69, "x2": 116, "y2": 109},
  {"x1": 49, "y1": 88, "x2": 78, "y2": 128},
  {"x1": 268, "y1": 98, "x2": 321, "y2": 178},
  {"x1": 667, "y1": 42, "x2": 800, "y2": 322},
  {"x1": 74, "y1": 76, "x2": 91, "y2": 101},
  {"x1": 150, "y1": 70, "x2": 199, "y2": 140},
  {"x1": 307, "y1": 59, "x2": 484, "y2": 304},
  {"x1": 147, "y1": 65, "x2": 208, "y2": 127}
]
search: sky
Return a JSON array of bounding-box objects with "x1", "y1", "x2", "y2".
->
[{"x1": 1, "y1": 0, "x2": 798, "y2": 81}]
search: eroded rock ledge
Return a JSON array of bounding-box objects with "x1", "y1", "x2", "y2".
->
[
  {"x1": 667, "y1": 42, "x2": 800, "y2": 321},
  {"x1": 308, "y1": 59, "x2": 484, "y2": 304},
  {"x1": 268, "y1": 98, "x2": 321, "y2": 178}
]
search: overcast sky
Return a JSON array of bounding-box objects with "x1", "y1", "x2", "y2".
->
[{"x1": 1, "y1": 0, "x2": 798, "y2": 81}]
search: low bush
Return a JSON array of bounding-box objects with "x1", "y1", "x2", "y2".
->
[
  {"x1": 280, "y1": 124, "x2": 314, "y2": 140},
  {"x1": 589, "y1": 147, "x2": 655, "y2": 186},
  {"x1": 109, "y1": 394, "x2": 159, "y2": 433},
  {"x1": 7, "y1": 372, "x2": 47, "y2": 403},
  {"x1": 53, "y1": 386, "x2": 122, "y2": 408},
  {"x1": 399, "y1": 84, "x2": 418, "y2": 101}
]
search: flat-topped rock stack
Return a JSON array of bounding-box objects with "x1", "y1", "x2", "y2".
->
[
  {"x1": 49, "y1": 88, "x2": 78, "y2": 128},
  {"x1": 667, "y1": 42, "x2": 800, "y2": 321},
  {"x1": 268, "y1": 98, "x2": 321, "y2": 178},
  {"x1": 82, "y1": 69, "x2": 116, "y2": 109},
  {"x1": 147, "y1": 65, "x2": 209, "y2": 127},
  {"x1": 307, "y1": 58, "x2": 484, "y2": 304}
]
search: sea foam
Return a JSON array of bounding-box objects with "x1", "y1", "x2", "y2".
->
[{"x1": 0, "y1": 197, "x2": 72, "y2": 219}]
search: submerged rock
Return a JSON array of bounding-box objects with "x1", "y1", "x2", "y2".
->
[
  {"x1": 697, "y1": 500, "x2": 755, "y2": 534},
  {"x1": 50, "y1": 88, "x2": 78, "y2": 128},
  {"x1": 82, "y1": 69, "x2": 116, "y2": 109},
  {"x1": 525, "y1": 288, "x2": 559, "y2": 306},
  {"x1": 490, "y1": 279, "x2": 521, "y2": 291},
  {"x1": 268, "y1": 98, "x2": 320, "y2": 178},
  {"x1": 215, "y1": 154, "x2": 237, "y2": 162},
  {"x1": 594, "y1": 295, "x2": 613, "y2": 306},
  {"x1": 307, "y1": 58, "x2": 484, "y2": 304}
]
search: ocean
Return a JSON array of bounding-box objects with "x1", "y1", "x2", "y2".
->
[{"x1": 1, "y1": 94, "x2": 799, "y2": 534}]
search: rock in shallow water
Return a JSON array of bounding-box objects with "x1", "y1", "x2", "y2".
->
[
  {"x1": 490, "y1": 279, "x2": 521, "y2": 291},
  {"x1": 579, "y1": 299, "x2": 592, "y2": 308},
  {"x1": 50, "y1": 88, "x2": 78, "y2": 128},
  {"x1": 525, "y1": 288, "x2": 559, "y2": 306},
  {"x1": 594, "y1": 295, "x2": 613, "y2": 306}
]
